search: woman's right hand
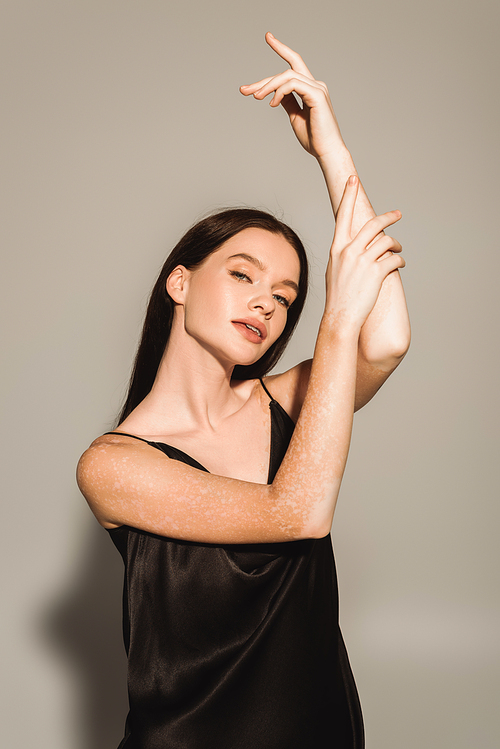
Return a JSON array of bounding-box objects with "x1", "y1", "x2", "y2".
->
[{"x1": 324, "y1": 176, "x2": 405, "y2": 332}]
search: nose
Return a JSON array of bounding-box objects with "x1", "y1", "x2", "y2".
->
[{"x1": 248, "y1": 289, "x2": 275, "y2": 317}]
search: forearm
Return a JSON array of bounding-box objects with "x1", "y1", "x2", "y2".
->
[
  {"x1": 319, "y1": 148, "x2": 411, "y2": 364},
  {"x1": 270, "y1": 317, "x2": 359, "y2": 537},
  {"x1": 318, "y1": 146, "x2": 376, "y2": 232}
]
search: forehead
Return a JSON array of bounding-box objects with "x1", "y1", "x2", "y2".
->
[{"x1": 211, "y1": 228, "x2": 301, "y2": 278}]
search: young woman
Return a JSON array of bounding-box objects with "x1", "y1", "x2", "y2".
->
[{"x1": 78, "y1": 33, "x2": 410, "y2": 749}]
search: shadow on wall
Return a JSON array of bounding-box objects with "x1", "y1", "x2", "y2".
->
[{"x1": 41, "y1": 519, "x2": 128, "y2": 749}]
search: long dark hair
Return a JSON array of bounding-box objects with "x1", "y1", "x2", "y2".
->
[{"x1": 116, "y1": 207, "x2": 309, "y2": 425}]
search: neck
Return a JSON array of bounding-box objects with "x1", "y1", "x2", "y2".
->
[{"x1": 128, "y1": 317, "x2": 250, "y2": 435}]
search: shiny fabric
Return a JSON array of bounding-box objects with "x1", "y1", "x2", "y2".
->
[{"x1": 106, "y1": 386, "x2": 364, "y2": 748}]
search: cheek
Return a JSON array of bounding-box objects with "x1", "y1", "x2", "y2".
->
[
  {"x1": 269, "y1": 312, "x2": 288, "y2": 344},
  {"x1": 184, "y1": 274, "x2": 235, "y2": 331}
]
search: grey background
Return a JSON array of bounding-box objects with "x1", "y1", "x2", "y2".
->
[{"x1": 1, "y1": 0, "x2": 499, "y2": 747}]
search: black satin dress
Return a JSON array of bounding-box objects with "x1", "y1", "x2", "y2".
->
[{"x1": 105, "y1": 382, "x2": 364, "y2": 748}]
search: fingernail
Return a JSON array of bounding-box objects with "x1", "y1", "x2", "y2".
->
[{"x1": 349, "y1": 175, "x2": 357, "y2": 185}]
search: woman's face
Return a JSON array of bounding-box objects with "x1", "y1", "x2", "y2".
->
[{"x1": 176, "y1": 228, "x2": 301, "y2": 369}]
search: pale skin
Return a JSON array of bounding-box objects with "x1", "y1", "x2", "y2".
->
[{"x1": 77, "y1": 33, "x2": 410, "y2": 545}]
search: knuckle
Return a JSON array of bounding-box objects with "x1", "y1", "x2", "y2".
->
[
  {"x1": 367, "y1": 215, "x2": 384, "y2": 231},
  {"x1": 388, "y1": 237, "x2": 402, "y2": 253}
]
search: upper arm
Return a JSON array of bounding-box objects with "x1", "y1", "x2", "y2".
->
[
  {"x1": 76, "y1": 438, "x2": 315, "y2": 544},
  {"x1": 351, "y1": 350, "x2": 405, "y2": 410},
  {"x1": 265, "y1": 349, "x2": 405, "y2": 417},
  {"x1": 263, "y1": 360, "x2": 312, "y2": 422}
]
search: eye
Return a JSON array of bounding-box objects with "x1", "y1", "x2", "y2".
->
[
  {"x1": 229, "y1": 270, "x2": 252, "y2": 282},
  {"x1": 273, "y1": 294, "x2": 291, "y2": 309}
]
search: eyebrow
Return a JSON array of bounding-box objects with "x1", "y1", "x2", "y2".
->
[{"x1": 227, "y1": 253, "x2": 300, "y2": 295}]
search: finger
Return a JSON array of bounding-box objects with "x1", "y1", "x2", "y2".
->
[
  {"x1": 365, "y1": 235, "x2": 402, "y2": 261},
  {"x1": 279, "y1": 92, "x2": 302, "y2": 118},
  {"x1": 240, "y1": 75, "x2": 308, "y2": 118},
  {"x1": 334, "y1": 176, "x2": 359, "y2": 243},
  {"x1": 354, "y1": 211, "x2": 402, "y2": 249},
  {"x1": 376, "y1": 252, "x2": 406, "y2": 276},
  {"x1": 265, "y1": 32, "x2": 313, "y2": 77},
  {"x1": 240, "y1": 76, "x2": 275, "y2": 95},
  {"x1": 249, "y1": 70, "x2": 319, "y2": 102},
  {"x1": 240, "y1": 73, "x2": 311, "y2": 98},
  {"x1": 266, "y1": 76, "x2": 326, "y2": 108}
]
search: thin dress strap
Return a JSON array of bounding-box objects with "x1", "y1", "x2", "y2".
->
[
  {"x1": 259, "y1": 377, "x2": 276, "y2": 403},
  {"x1": 102, "y1": 431, "x2": 151, "y2": 444}
]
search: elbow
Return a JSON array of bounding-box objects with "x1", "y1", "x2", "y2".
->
[
  {"x1": 272, "y1": 508, "x2": 332, "y2": 542},
  {"x1": 268, "y1": 485, "x2": 335, "y2": 542},
  {"x1": 310, "y1": 523, "x2": 333, "y2": 540},
  {"x1": 389, "y1": 317, "x2": 412, "y2": 360},
  {"x1": 305, "y1": 519, "x2": 333, "y2": 540},
  {"x1": 389, "y1": 325, "x2": 411, "y2": 361},
  {"x1": 301, "y1": 508, "x2": 334, "y2": 540},
  {"x1": 385, "y1": 337, "x2": 410, "y2": 368},
  {"x1": 362, "y1": 328, "x2": 411, "y2": 371}
]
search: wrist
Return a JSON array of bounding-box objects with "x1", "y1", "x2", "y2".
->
[
  {"x1": 317, "y1": 144, "x2": 353, "y2": 173},
  {"x1": 319, "y1": 309, "x2": 362, "y2": 341}
]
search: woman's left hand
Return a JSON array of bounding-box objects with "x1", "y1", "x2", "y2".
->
[{"x1": 240, "y1": 32, "x2": 345, "y2": 161}]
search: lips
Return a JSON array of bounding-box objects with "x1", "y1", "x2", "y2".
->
[{"x1": 232, "y1": 318, "x2": 268, "y2": 342}]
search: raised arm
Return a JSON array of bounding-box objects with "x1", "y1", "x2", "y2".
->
[
  {"x1": 77, "y1": 180, "x2": 404, "y2": 544},
  {"x1": 240, "y1": 33, "x2": 410, "y2": 409}
]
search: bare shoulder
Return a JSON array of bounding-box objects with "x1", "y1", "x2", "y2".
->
[
  {"x1": 77, "y1": 432, "x2": 150, "y2": 473},
  {"x1": 262, "y1": 359, "x2": 312, "y2": 423},
  {"x1": 76, "y1": 433, "x2": 163, "y2": 529}
]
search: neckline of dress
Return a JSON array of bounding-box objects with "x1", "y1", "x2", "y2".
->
[{"x1": 104, "y1": 399, "x2": 285, "y2": 485}]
